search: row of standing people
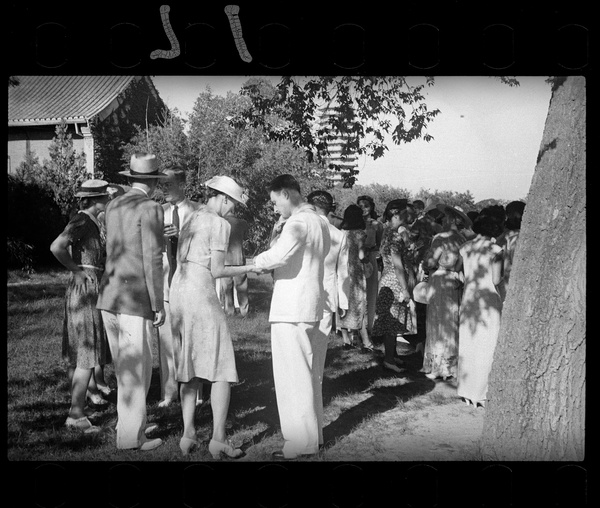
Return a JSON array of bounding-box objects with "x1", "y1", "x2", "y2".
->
[
  {"x1": 418, "y1": 200, "x2": 525, "y2": 408},
  {"x1": 51, "y1": 156, "x2": 346, "y2": 460},
  {"x1": 51, "y1": 154, "x2": 260, "y2": 455},
  {"x1": 324, "y1": 195, "x2": 525, "y2": 409}
]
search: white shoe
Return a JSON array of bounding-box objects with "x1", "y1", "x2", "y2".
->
[
  {"x1": 139, "y1": 438, "x2": 163, "y2": 451},
  {"x1": 144, "y1": 423, "x2": 159, "y2": 435},
  {"x1": 157, "y1": 399, "x2": 175, "y2": 408}
]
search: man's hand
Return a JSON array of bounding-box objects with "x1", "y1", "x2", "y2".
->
[
  {"x1": 337, "y1": 308, "x2": 347, "y2": 318},
  {"x1": 153, "y1": 309, "x2": 166, "y2": 328},
  {"x1": 163, "y1": 223, "x2": 179, "y2": 238}
]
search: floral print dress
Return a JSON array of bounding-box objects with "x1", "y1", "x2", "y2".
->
[{"x1": 371, "y1": 226, "x2": 415, "y2": 339}]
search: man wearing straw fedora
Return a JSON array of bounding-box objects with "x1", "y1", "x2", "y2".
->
[{"x1": 97, "y1": 153, "x2": 169, "y2": 451}]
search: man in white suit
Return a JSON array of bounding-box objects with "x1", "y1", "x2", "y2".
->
[
  {"x1": 254, "y1": 174, "x2": 331, "y2": 460},
  {"x1": 306, "y1": 190, "x2": 349, "y2": 450},
  {"x1": 158, "y1": 167, "x2": 199, "y2": 407}
]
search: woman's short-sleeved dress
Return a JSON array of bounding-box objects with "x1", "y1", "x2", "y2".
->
[
  {"x1": 422, "y1": 230, "x2": 466, "y2": 379},
  {"x1": 339, "y1": 229, "x2": 367, "y2": 330},
  {"x1": 61, "y1": 211, "x2": 110, "y2": 369},
  {"x1": 169, "y1": 208, "x2": 239, "y2": 383},
  {"x1": 371, "y1": 226, "x2": 415, "y2": 339},
  {"x1": 457, "y1": 236, "x2": 503, "y2": 403}
]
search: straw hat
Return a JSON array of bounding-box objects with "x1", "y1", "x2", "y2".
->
[
  {"x1": 436, "y1": 203, "x2": 473, "y2": 228},
  {"x1": 413, "y1": 281, "x2": 433, "y2": 305},
  {"x1": 205, "y1": 175, "x2": 248, "y2": 206},
  {"x1": 118, "y1": 153, "x2": 168, "y2": 179},
  {"x1": 75, "y1": 179, "x2": 110, "y2": 198}
]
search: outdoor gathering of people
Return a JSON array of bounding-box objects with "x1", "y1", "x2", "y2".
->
[{"x1": 50, "y1": 152, "x2": 526, "y2": 459}]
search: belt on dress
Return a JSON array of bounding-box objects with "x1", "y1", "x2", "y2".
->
[{"x1": 78, "y1": 264, "x2": 103, "y2": 271}]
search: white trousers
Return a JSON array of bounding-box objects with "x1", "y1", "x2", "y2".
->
[
  {"x1": 101, "y1": 311, "x2": 154, "y2": 449},
  {"x1": 271, "y1": 321, "x2": 321, "y2": 458},
  {"x1": 157, "y1": 300, "x2": 180, "y2": 401},
  {"x1": 314, "y1": 310, "x2": 333, "y2": 445}
]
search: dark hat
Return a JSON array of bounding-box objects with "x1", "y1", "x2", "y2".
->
[
  {"x1": 118, "y1": 153, "x2": 169, "y2": 179},
  {"x1": 75, "y1": 179, "x2": 110, "y2": 198},
  {"x1": 383, "y1": 198, "x2": 408, "y2": 220}
]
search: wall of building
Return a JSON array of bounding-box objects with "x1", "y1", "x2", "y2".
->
[{"x1": 8, "y1": 125, "x2": 86, "y2": 174}]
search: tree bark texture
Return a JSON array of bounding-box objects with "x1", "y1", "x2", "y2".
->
[{"x1": 481, "y1": 76, "x2": 586, "y2": 461}]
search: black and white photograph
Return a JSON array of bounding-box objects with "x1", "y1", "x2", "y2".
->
[{"x1": 6, "y1": 2, "x2": 589, "y2": 507}]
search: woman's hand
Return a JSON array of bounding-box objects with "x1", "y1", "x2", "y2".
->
[{"x1": 72, "y1": 269, "x2": 92, "y2": 288}]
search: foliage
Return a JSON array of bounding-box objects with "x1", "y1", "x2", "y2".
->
[
  {"x1": 330, "y1": 184, "x2": 477, "y2": 219},
  {"x1": 7, "y1": 174, "x2": 65, "y2": 268},
  {"x1": 7, "y1": 238, "x2": 34, "y2": 273},
  {"x1": 91, "y1": 77, "x2": 168, "y2": 183},
  {"x1": 240, "y1": 76, "x2": 441, "y2": 170},
  {"x1": 187, "y1": 87, "x2": 329, "y2": 254},
  {"x1": 414, "y1": 189, "x2": 477, "y2": 212},
  {"x1": 14, "y1": 121, "x2": 91, "y2": 221},
  {"x1": 121, "y1": 109, "x2": 194, "y2": 201}
]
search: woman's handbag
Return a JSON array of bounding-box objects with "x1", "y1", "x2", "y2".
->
[{"x1": 413, "y1": 281, "x2": 432, "y2": 304}]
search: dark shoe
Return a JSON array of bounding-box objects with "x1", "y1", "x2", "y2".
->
[{"x1": 342, "y1": 343, "x2": 356, "y2": 350}]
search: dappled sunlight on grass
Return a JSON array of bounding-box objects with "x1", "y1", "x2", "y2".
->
[{"x1": 7, "y1": 269, "x2": 484, "y2": 462}]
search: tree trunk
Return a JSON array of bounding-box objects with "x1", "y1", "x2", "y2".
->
[{"x1": 481, "y1": 76, "x2": 586, "y2": 461}]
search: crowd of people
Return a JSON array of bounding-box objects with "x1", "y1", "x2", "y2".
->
[{"x1": 50, "y1": 153, "x2": 526, "y2": 458}]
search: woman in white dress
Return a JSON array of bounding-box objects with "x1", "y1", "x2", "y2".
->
[
  {"x1": 456, "y1": 212, "x2": 504, "y2": 408},
  {"x1": 170, "y1": 175, "x2": 261, "y2": 457}
]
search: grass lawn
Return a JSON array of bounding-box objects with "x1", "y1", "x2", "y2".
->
[{"x1": 7, "y1": 268, "x2": 476, "y2": 463}]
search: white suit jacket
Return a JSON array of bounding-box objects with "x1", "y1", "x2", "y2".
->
[
  {"x1": 319, "y1": 214, "x2": 349, "y2": 313},
  {"x1": 162, "y1": 199, "x2": 200, "y2": 301},
  {"x1": 255, "y1": 203, "x2": 331, "y2": 323}
]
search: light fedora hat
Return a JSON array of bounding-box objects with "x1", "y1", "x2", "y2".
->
[
  {"x1": 205, "y1": 175, "x2": 248, "y2": 206},
  {"x1": 119, "y1": 153, "x2": 168, "y2": 179},
  {"x1": 75, "y1": 179, "x2": 110, "y2": 198},
  {"x1": 436, "y1": 203, "x2": 473, "y2": 228}
]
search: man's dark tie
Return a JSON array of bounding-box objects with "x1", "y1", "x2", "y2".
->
[{"x1": 169, "y1": 205, "x2": 179, "y2": 284}]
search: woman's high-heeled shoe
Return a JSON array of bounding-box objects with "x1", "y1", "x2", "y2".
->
[
  {"x1": 96, "y1": 385, "x2": 112, "y2": 396},
  {"x1": 86, "y1": 391, "x2": 108, "y2": 407},
  {"x1": 179, "y1": 436, "x2": 198, "y2": 456},
  {"x1": 208, "y1": 439, "x2": 243, "y2": 460}
]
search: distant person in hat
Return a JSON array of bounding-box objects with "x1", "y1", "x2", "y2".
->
[
  {"x1": 155, "y1": 166, "x2": 200, "y2": 408},
  {"x1": 306, "y1": 189, "x2": 349, "y2": 449},
  {"x1": 218, "y1": 208, "x2": 250, "y2": 318},
  {"x1": 371, "y1": 201, "x2": 416, "y2": 373},
  {"x1": 496, "y1": 200, "x2": 526, "y2": 302},
  {"x1": 50, "y1": 179, "x2": 112, "y2": 434},
  {"x1": 97, "y1": 153, "x2": 169, "y2": 451},
  {"x1": 356, "y1": 195, "x2": 384, "y2": 335},
  {"x1": 419, "y1": 204, "x2": 471, "y2": 381},
  {"x1": 253, "y1": 174, "x2": 331, "y2": 460},
  {"x1": 169, "y1": 175, "x2": 262, "y2": 458}
]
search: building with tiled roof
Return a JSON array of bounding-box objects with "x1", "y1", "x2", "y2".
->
[{"x1": 8, "y1": 76, "x2": 166, "y2": 179}]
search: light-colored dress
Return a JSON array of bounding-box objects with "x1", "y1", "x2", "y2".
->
[
  {"x1": 457, "y1": 235, "x2": 503, "y2": 403},
  {"x1": 422, "y1": 230, "x2": 467, "y2": 379},
  {"x1": 372, "y1": 227, "x2": 415, "y2": 338},
  {"x1": 339, "y1": 229, "x2": 367, "y2": 330},
  {"x1": 169, "y1": 208, "x2": 238, "y2": 383},
  {"x1": 61, "y1": 211, "x2": 110, "y2": 369}
]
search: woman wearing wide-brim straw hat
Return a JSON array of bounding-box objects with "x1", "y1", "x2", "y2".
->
[
  {"x1": 169, "y1": 174, "x2": 263, "y2": 458},
  {"x1": 50, "y1": 179, "x2": 112, "y2": 433},
  {"x1": 419, "y1": 202, "x2": 470, "y2": 381}
]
